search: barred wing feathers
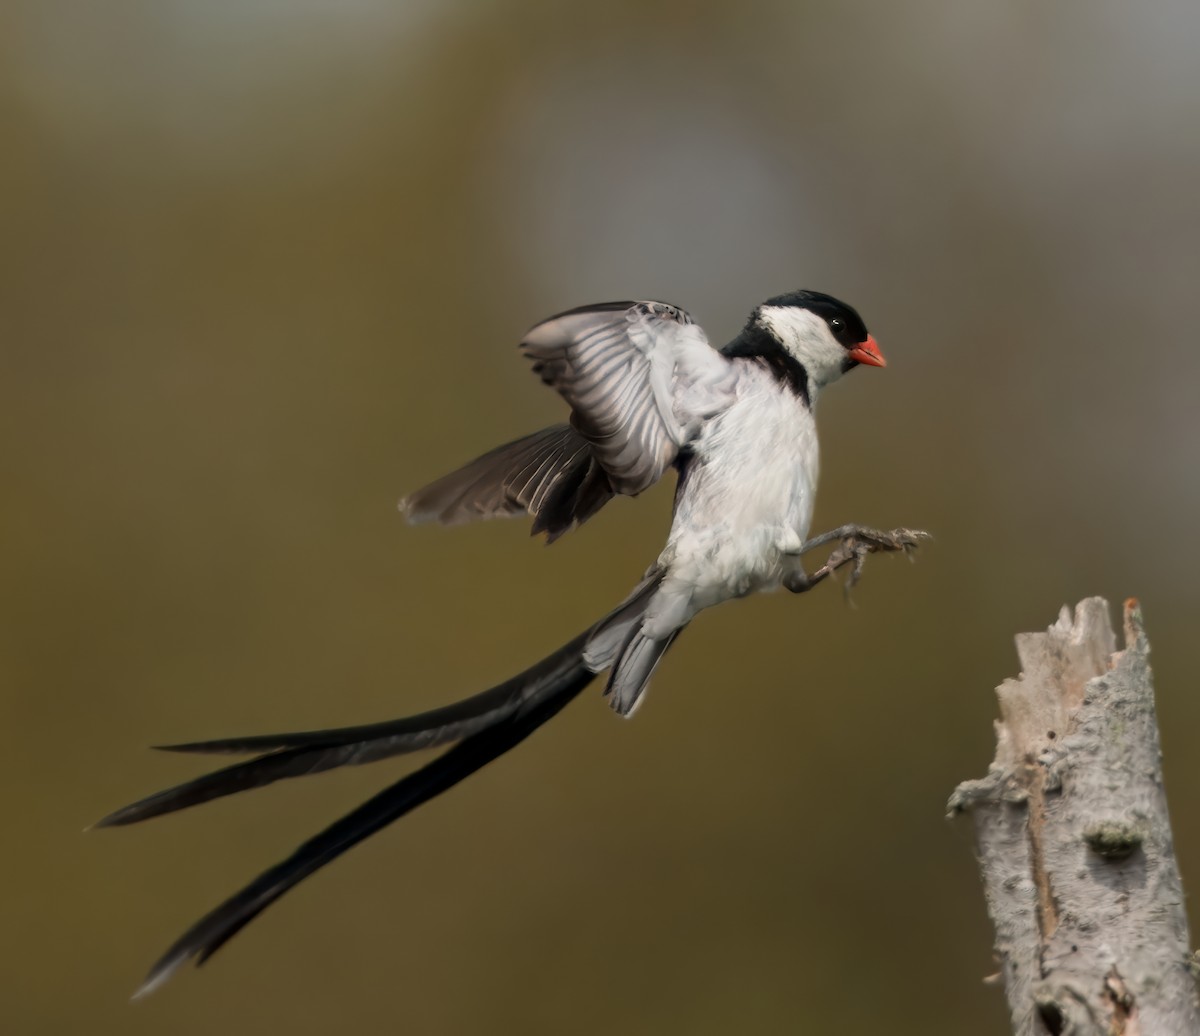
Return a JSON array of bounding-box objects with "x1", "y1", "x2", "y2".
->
[{"x1": 520, "y1": 301, "x2": 735, "y2": 496}]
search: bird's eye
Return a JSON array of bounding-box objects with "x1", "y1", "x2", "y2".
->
[{"x1": 829, "y1": 318, "x2": 845, "y2": 334}]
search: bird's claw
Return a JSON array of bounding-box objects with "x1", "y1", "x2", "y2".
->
[
  {"x1": 822, "y1": 527, "x2": 931, "y2": 590},
  {"x1": 784, "y1": 525, "x2": 930, "y2": 595}
]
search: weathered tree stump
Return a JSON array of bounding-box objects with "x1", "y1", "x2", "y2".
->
[{"x1": 949, "y1": 598, "x2": 1199, "y2": 1035}]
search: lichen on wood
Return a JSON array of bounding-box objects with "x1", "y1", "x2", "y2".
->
[{"x1": 949, "y1": 598, "x2": 1199, "y2": 1035}]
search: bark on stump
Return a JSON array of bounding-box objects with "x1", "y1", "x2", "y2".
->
[{"x1": 949, "y1": 598, "x2": 1199, "y2": 1035}]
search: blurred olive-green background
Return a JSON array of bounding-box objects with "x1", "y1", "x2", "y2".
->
[{"x1": 4, "y1": 2, "x2": 1200, "y2": 1033}]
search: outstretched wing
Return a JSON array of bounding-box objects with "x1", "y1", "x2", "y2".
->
[
  {"x1": 401, "y1": 300, "x2": 734, "y2": 541},
  {"x1": 520, "y1": 300, "x2": 735, "y2": 495}
]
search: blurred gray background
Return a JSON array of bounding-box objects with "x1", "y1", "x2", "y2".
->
[{"x1": 4, "y1": 2, "x2": 1199, "y2": 1033}]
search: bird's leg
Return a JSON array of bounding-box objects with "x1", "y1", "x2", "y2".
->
[{"x1": 784, "y1": 525, "x2": 931, "y2": 594}]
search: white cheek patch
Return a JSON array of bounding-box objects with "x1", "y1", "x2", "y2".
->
[
  {"x1": 757, "y1": 305, "x2": 824, "y2": 348},
  {"x1": 756, "y1": 306, "x2": 847, "y2": 386}
]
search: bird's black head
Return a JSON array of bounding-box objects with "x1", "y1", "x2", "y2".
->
[
  {"x1": 722, "y1": 289, "x2": 886, "y2": 401},
  {"x1": 761, "y1": 290, "x2": 872, "y2": 350}
]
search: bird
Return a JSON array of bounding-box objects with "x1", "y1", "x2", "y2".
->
[{"x1": 96, "y1": 289, "x2": 927, "y2": 996}]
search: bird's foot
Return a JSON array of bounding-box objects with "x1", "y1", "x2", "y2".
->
[
  {"x1": 822, "y1": 526, "x2": 929, "y2": 590},
  {"x1": 784, "y1": 525, "x2": 931, "y2": 594}
]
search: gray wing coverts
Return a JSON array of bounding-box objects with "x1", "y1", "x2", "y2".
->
[{"x1": 402, "y1": 301, "x2": 734, "y2": 541}]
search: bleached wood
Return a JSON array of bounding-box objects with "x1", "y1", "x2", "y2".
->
[{"x1": 949, "y1": 598, "x2": 1199, "y2": 1035}]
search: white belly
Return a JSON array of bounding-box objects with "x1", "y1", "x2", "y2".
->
[{"x1": 644, "y1": 380, "x2": 818, "y2": 636}]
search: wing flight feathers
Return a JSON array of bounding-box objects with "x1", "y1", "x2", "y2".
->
[
  {"x1": 402, "y1": 301, "x2": 734, "y2": 541},
  {"x1": 520, "y1": 301, "x2": 733, "y2": 495}
]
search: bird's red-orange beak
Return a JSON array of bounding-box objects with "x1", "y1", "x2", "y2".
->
[{"x1": 848, "y1": 335, "x2": 886, "y2": 368}]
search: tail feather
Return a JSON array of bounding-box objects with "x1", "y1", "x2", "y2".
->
[
  {"x1": 102, "y1": 573, "x2": 685, "y2": 995},
  {"x1": 586, "y1": 569, "x2": 683, "y2": 716},
  {"x1": 582, "y1": 570, "x2": 664, "y2": 671},
  {"x1": 154, "y1": 630, "x2": 595, "y2": 757},
  {"x1": 95, "y1": 630, "x2": 593, "y2": 829},
  {"x1": 605, "y1": 629, "x2": 679, "y2": 717},
  {"x1": 131, "y1": 666, "x2": 592, "y2": 999}
]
